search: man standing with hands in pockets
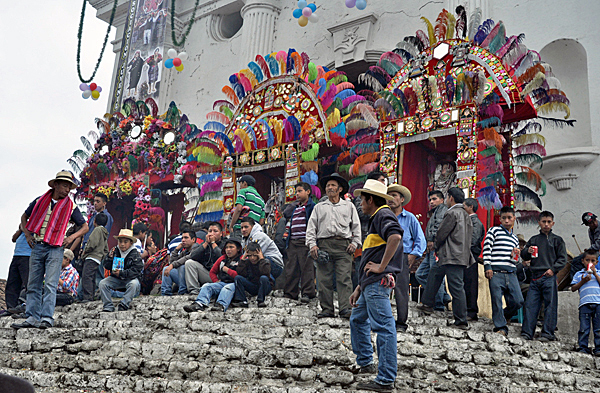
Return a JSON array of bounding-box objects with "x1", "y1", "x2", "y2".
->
[{"x1": 348, "y1": 179, "x2": 403, "y2": 393}]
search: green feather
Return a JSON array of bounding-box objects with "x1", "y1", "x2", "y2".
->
[
  {"x1": 220, "y1": 106, "x2": 234, "y2": 120},
  {"x1": 338, "y1": 164, "x2": 352, "y2": 174},
  {"x1": 348, "y1": 175, "x2": 367, "y2": 186},
  {"x1": 326, "y1": 75, "x2": 348, "y2": 91},
  {"x1": 380, "y1": 91, "x2": 403, "y2": 114},
  {"x1": 326, "y1": 98, "x2": 343, "y2": 116},
  {"x1": 308, "y1": 62, "x2": 317, "y2": 83},
  {"x1": 301, "y1": 143, "x2": 320, "y2": 162},
  {"x1": 379, "y1": 59, "x2": 401, "y2": 76},
  {"x1": 513, "y1": 154, "x2": 543, "y2": 168},
  {"x1": 479, "y1": 146, "x2": 500, "y2": 163}
]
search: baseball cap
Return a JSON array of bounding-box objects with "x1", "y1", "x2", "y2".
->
[
  {"x1": 582, "y1": 212, "x2": 597, "y2": 225},
  {"x1": 237, "y1": 175, "x2": 256, "y2": 186}
]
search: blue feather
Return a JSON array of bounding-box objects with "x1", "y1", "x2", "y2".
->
[
  {"x1": 241, "y1": 122, "x2": 257, "y2": 149},
  {"x1": 212, "y1": 131, "x2": 234, "y2": 154},
  {"x1": 445, "y1": 76, "x2": 455, "y2": 104},
  {"x1": 329, "y1": 123, "x2": 346, "y2": 138},
  {"x1": 334, "y1": 89, "x2": 355, "y2": 102},
  {"x1": 248, "y1": 61, "x2": 264, "y2": 83},
  {"x1": 287, "y1": 116, "x2": 301, "y2": 141},
  {"x1": 323, "y1": 65, "x2": 330, "y2": 72},
  {"x1": 187, "y1": 154, "x2": 196, "y2": 162},
  {"x1": 229, "y1": 74, "x2": 245, "y2": 100},
  {"x1": 197, "y1": 173, "x2": 220, "y2": 187},
  {"x1": 301, "y1": 170, "x2": 318, "y2": 186},
  {"x1": 204, "y1": 121, "x2": 226, "y2": 133},
  {"x1": 474, "y1": 19, "x2": 495, "y2": 45},
  {"x1": 394, "y1": 88, "x2": 409, "y2": 117},
  {"x1": 287, "y1": 49, "x2": 296, "y2": 74},
  {"x1": 256, "y1": 119, "x2": 274, "y2": 147},
  {"x1": 265, "y1": 54, "x2": 279, "y2": 77},
  {"x1": 187, "y1": 124, "x2": 200, "y2": 140},
  {"x1": 317, "y1": 78, "x2": 327, "y2": 97},
  {"x1": 477, "y1": 117, "x2": 501, "y2": 128}
]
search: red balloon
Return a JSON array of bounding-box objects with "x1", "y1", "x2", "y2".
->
[
  {"x1": 173, "y1": 58, "x2": 182, "y2": 67},
  {"x1": 89, "y1": 83, "x2": 97, "y2": 91}
]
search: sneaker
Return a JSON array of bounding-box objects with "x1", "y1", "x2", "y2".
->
[
  {"x1": 11, "y1": 321, "x2": 38, "y2": 330},
  {"x1": 7, "y1": 304, "x2": 26, "y2": 314},
  {"x1": 358, "y1": 363, "x2": 377, "y2": 374},
  {"x1": 11, "y1": 312, "x2": 26, "y2": 319},
  {"x1": 520, "y1": 333, "x2": 532, "y2": 340},
  {"x1": 184, "y1": 302, "x2": 206, "y2": 313},
  {"x1": 0, "y1": 309, "x2": 11, "y2": 318},
  {"x1": 211, "y1": 303, "x2": 225, "y2": 312},
  {"x1": 396, "y1": 324, "x2": 407, "y2": 333},
  {"x1": 257, "y1": 301, "x2": 267, "y2": 308},
  {"x1": 317, "y1": 311, "x2": 335, "y2": 319},
  {"x1": 446, "y1": 320, "x2": 469, "y2": 330},
  {"x1": 117, "y1": 303, "x2": 129, "y2": 312},
  {"x1": 355, "y1": 380, "x2": 393, "y2": 393},
  {"x1": 38, "y1": 321, "x2": 52, "y2": 329},
  {"x1": 417, "y1": 304, "x2": 434, "y2": 315}
]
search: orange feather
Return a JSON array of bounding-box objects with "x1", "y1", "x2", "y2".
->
[
  {"x1": 221, "y1": 86, "x2": 239, "y2": 106},
  {"x1": 518, "y1": 64, "x2": 546, "y2": 84}
]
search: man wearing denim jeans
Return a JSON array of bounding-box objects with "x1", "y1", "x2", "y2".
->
[
  {"x1": 161, "y1": 231, "x2": 199, "y2": 296},
  {"x1": 520, "y1": 211, "x2": 566, "y2": 341},
  {"x1": 349, "y1": 180, "x2": 403, "y2": 392},
  {"x1": 12, "y1": 171, "x2": 88, "y2": 330},
  {"x1": 483, "y1": 206, "x2": 524, "y2": 336},
  {"x1": 240, "y1": 217, "x2": 284, "y2": 280},
  {"x1": 415, "y1": 190, "x2": 450, "y2": 310}
]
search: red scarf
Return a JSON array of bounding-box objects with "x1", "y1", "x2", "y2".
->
[{"x1": 26, "y1": 190, "x2": 74, "y2": 246}]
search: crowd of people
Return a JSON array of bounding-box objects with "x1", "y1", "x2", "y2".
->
[{"x1": 2, "y1": 170, "x2": 600, "y2": 393}]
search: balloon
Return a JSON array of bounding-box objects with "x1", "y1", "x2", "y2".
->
[
  {"x1": 165, "y1": 58, "x2": 174, "y2": 68},
  {"x1": 92, "y1": 95, "x2": 99, "y2": 101},
  {"x1": 91, "y1": 90, "x2": 100, "y2": 99},
  {"x1": 298, "y1": 15, "x2": 308, "y2": 27},
  {"x1": 175, "y1": 64, "x2": 184, "y2": 72},
  {"x1": 308, "y1": 3, "x2": 317, "y2": 12},
  {"x1": 302, "y1": 7, "x2": 312, "y2": 17},
  {"x1": 345, "y1": 0, "x2": 356, "y2": 7},
  {"x1": 297, "y1": 0, "x2": 307, "y2": 9},
  {"x1": 179, "y1": 52, "x2": 188, "y2": 61},
  {"x1": 173, "y1": 58, "x2": 182, "y2": 67},
  {"x1": 308, "y1": 13, "x2": 319, "y2": 23},
  {"x1": 79, "y1": 83, "x2": 88, "y2": 91},
  {"x1": 89, "y1": 83, "x2": 97, "y2": 91},
  {"x1": 167, "y1": 48, "x2": 177, "y2": 58},
  {"x1": 96, "y1": 86, "x2": 102, "y2": 93},
  {"x1": 82, "y1": 90, "x2": 92, "y2": 99},
  {"x1": 356, "y1": 0, "x2": 367, "y2": 10},
  {"x1": 292, "y1": 8, "x2": 302, "y2": 19}
]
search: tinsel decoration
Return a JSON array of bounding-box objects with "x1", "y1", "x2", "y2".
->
[{"x1": 197, "y1": 200, "x2": 224, "y2": 214}]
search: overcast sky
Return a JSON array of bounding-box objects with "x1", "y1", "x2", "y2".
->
[{"x1": 0, "y1": 2, "x2": 116, "y2": 278}]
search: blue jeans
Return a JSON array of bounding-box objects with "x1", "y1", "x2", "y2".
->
[
  {"x1": 350, "y1": 282, "x2": 397, "y2": 386},
  {"x1": 161, "y1": 265, "x2": 187, "y2": 295},
  {"x1": 98, "y1": 276, "x2": 141, "y2": 311},
  {"x1": 266, "y1": 257, "x2": 283, "y2": 280},
  {"x1": 195, "y1": 281, "x2": 235, "y2": 311},
  {"x1": 25, "y1": 243, "x2": 63, "y2": 327},
  {"x1": 521, "y1": 275, "x2": 558, "y2": 340},
  {"x1": 415, "y1": 251, "x2": 450, "y2": 310},
  {"x1": 578, "y1": 303, "x2": 600, "y2": 353},
  {"x1": 234, "y1": 275, "x2": 272, "y2": 303},
  {"x1": 488, "y1": 271, "x2": 524, "y2": 332}
]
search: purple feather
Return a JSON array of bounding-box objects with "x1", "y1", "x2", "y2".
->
[
  {"x1": 283, "y1": 119, "x2": 294, "y2": 143},
  {"x1": 513, "y1": 143, "x2": 547, "y2": 156},
  {"x1": 233, "y1": 135, "x2": 244, "y2": 153},
  {"x1": 474, "y1": 20, "x2": 495, "y2": 45},
  {"x1": 287, "y1": 49, "x2": 296, "y2": 74},
  {"x1": 445, "y1": 76, "x2": 455, "y2": 103},
  {"x1": 535, "y1": 94, "x2": 570, "y2": 106},
  {"x1": 321, "y1": 84, "x2": 338, "y2": 110},
  {"x1": 343, "y1": 95, "x2": 366, "y2": 108},
  {"x1": 482, "y1": 103, "x2": 504, "y2": 123},
  {"x1": 200, "y1": 180, "x2": 223, "y2": 196}
]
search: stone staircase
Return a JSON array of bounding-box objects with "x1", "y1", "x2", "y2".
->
[{"x1": 1, "y1": 294, "x2": 600, "y2": 392}]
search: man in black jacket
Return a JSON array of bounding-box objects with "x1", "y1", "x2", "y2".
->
[
  {"x1": 99, "y1": 229, "x2": 143, "y2": 312},
  {"x1": 185, "y1": 222, "x2": 226, "y2": 295},
  {"x1": 464, "y1": 198, "x2": 485, "y2": 321},
  {"x1": 520, "y1": 211, "x2": 567, "y2": 341}
]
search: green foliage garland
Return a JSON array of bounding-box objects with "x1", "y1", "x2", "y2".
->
[{"x1": 170, "y1": 0, "x2": 201, "y2": 47}]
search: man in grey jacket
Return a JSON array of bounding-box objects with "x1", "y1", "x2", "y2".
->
[
  {"x1": 418, "y1": 187, "x2": 475, "y2": 329},
  {"x1": 240, "y1": 217, "x2": 284, "y2": 279},
  {"x1": 416, "y1": 190, "x2": 451, "y2": 310},
  {"x1": 464, "y1": 198, "x2": 485, "y2": 321}
]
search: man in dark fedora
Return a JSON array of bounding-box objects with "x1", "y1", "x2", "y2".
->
[
  {"x1": 387, "y1": 184, "x2": 426, "y2": 332},
  {"x1": 12, "y1": 171, "x2": 88, "y2": 329},
  {"x1": 306, "y1": 173, "x2": 361, "y2": 318}
]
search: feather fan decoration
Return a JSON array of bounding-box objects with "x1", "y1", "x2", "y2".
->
[
  {"x1": 220, "y1": 105, "x2": 234, "y2": 120},
  {"x1": 321, "y1": 84, "x2": 338, "y2": 110},
  {"x1": 473, "y1": 19, "x2": 495, "y2": 45},
  {"x1": 352, "y1": 153, "x2": 380, "y2": 176},
  {"x1": 477, "y1": 117, "x2": 501, "y2": 128},
  {"x1": 516, "y1": 210, "x2": 542, "y2": 225},
  {"x1": 404, "y1": 36, "x2": 424, "y2": 53},
  {"x1": 515, "y1": 167, "x2": 546, "y2": 195},
  {"x1": 515, "y1": 201, "x2": 541, "y2": 214},
  {"x1": 81, "y1": 136, "x2": 93, "y2": 152},
  {"x1": 513, "y1": 143, "x2": 546, "y2": 157},
  {"x1": 301, "y1": 118, "x2": 316, "y2": 136},
  {"x1": 513, "y1": 153, "x2": 543, "y2": 168},
  {"x1": 204, "y1": 121, "x2": 226, "y2": 133},
  {"x1": 342, "y1": 95, "x2": 365, "y2": 109},
  {"x1": 512, "y1": 121, "x2": 542, "y2": 137},
  {"x1": 265, "y1": 54, "x2": 280, "y2": 77},
  {"x1": 238, "y1": 73, "x2": 253, "y2": 93},
  {"x1": 513, "y1": 133, "x2": 546, "y2": 147},
  {"x1": 326, "y1": 108, "x2": 341, "y2": 130},
  {"x1": 206, "y1": 111, "x2": 230, "y2": 125},
  {"x1": 446, "y1": 12, "x2": 456, "y2": 40},
  {"x1": 291, "y1": 51, "x2": 303, "y2": 75},
  {"x1": 467, "y1": 8, "x2": 482, "y2": 41},
  {"x1": 455, "y1": 5, "x2": 467, "y2": 38},
  {"x1": 335, "y1": 89, "x2": 356, "y2": 102},
  {"x1": 496, "y1": 35, "x2": 518, "y2": 59},
  {"x1": 483, "y1": 103, "x2": 504, "y2": 123},
  {"x1": 396, "y1": 40, "x2": 418, "y2": 58},
  {"x1": 545, "y1": 76, "x2": 562, "y2": 90},
  {"x1": 416, "y1": 30, "x2": 430, "y2": 49},
  {"x1": 356, "y1": 104, "x2": 379, "y2": 128},
  {"x1": 537, "y1": 116, "x2": 576, "y2": 128},
  {"x1": 482, "y1": 127, "x2": 506, "y2": 150},
  {"x1": 478, "y1": 155, "x2": 504, "y2": 175},
  {"x1": 199, "y1": 180, "x2": 223, "y2": 197},
  {"x1": 234, "y1": 129, "x2": 251, "y2": 152},
  {"x1": 514, "y1": 184, "x2": 542, "y2": 210},
  {"x1": 213, "y1": 100, "x2": 234, "y2": 112},
  {"x1": 336, "y1": 82, "x2": 355, "y2": 93},
  {"x1": 221, "y1": 86, "x2": 240, "y2": 106},
  {"x1": 518, "y1": 64, "x2": 546, "y2": 84},
  {"x1": 477, "y1": 186, "x2": 503, "y2": 210},
  {"x1": 503, "y1": 43, "x2": 528, "y2": 70},
  {"x1": 317, "y1": 78, "x2": 327, "y2": 97},
  {"x1": 229, "y1": 74, "x2": 246, "y2": 100},
  {"x1": 483, "y1": 172, "x2": 507, "y2": 186},
  {"x1": 248, "y1": 61, "x2": 264, "y2": 83},
  {"x1": 421, "y1": 17, "x2": 437, "y2": 46},
  {"x1": 481, "y1": 21, "x2": 503, "y2": 48},
  {"x1": 379, "y1": 60, "x2": 401, "y2": 76},
  {"x1": 434, "y1": 9, "x2": 448, "y2": 42},
  {"x1": 287, "y1": 116, "x2": 301, "y2": 141},
  {"x1": 368, "y1": 66, "x2": 392, "y2": 84},
  {"x1": 380, "y1": 91, "x2": 402, "y2": 115},
  {"x1": 329, "y1": 123, "x2": 346, "y2": 138},
  {"x1": 537, "y1": 102, "x2": 570, "y2": 119},
  {"x1": 404, "y1": 87, "x2": 418, "y2": 116},
  {"x1": 535, "y1": 94, "x2": 570, "y2": 107},
  {"x1": 351, "y1": 143, "x2": 380, "y2": 157},
  {"x1": 488, "y1": 24, "x2": 507, "y2": 54},
  {"x1": 301, "y1": 143, "x2": 320, "y2": 162},
  {"x1": 329, "y1": 132, "x2": 348, "y2": 149},
  {"x1": 301, "y1": 52, "x2": 310, "y2": 76},
  {"x1": 67, "y1": 158, "x2": 81, "y2": 173},
  {"x1": 255, "y1": 55, "x2": 271, "y2": 79},
  {"x1": 276, "y1": 50, "x2": 287, "y2": 74},
  {"x1": 374, "y1": 98, "x2": 396, "y2": 119},
  {"x1": 346, "y1": 119, "x2": 370, "y2": 132},
  {"x1": 479, "y1": 146, "x2": 501, "y2": 163},
  {"x1": 239, "y1": 69, "x2": 257, "y2": 89},
  {"x1": 521, "y1": 72, "x2": 546, "y2": 97},
  {"x1": 300, "y1": 170, "x2": 318, "y2": 186},
  {"x1": 307, "y1": 62, "x2": 318, "y2": 83},
  {"x1": 358, "y1": 73, "x2": 384, "y2": 92},
  {"x1": 267, "y1": 119, "x2": 281, "y2": 145}
]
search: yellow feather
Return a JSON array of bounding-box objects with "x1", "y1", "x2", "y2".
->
[
  {"x1": 269, "y1": 119, "x2": 283, "y2": 144},
  {"x1": 239, "y1": 69, "x2": 257, "y2": 88},
  {"x1": 234, "y1": 128, "x2": 252, "y2": 152},
  {"x1": 513, "y1": 133, "x2": 546, "y2": 147},
  {"x1": 197, "y1": 200, "x2": 223, "y2": 214},
  {"x1": 326, "y1": 108, "x2": 341, "y2": 129},
  {"x1": 421, "y1": 17, "x2": 437, "y2": 46},
  {"x1": 537, "y1": 102, "x2": 571, "y2": 119},
  {"x1": 446, "y1": 13, "x2": 456, "y2": 39}
]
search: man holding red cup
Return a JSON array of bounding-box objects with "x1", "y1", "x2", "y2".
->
[{"x1": 520, "y1": 211, "x2": 567, "y2": 342}]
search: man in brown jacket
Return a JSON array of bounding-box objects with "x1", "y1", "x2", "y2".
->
[{"x1": 418, "y1": 187, "x2": 474, "y2": 329}]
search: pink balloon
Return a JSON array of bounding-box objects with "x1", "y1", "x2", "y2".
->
[{"x1": 302, "y1": 7, "x2": 312, "y2": 17}]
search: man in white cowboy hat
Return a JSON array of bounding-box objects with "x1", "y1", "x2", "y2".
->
[
  {"x1": 12, "y1": 171, "x2": 88, "y2": 330},
  {"x1": 306, "y1": 173, "x2": 361, "y2": 319},
  {"x1": 98, "y1": 229, "x2": 143, "y2": 312},
  {"x1": 349, "y1": 179, "x2": 403, "y2": 393},
  {"x1": 387, "y1": 184, "x2": 426, "y2": 333}
]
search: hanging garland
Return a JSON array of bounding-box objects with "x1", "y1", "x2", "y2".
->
[
  {"x1": 76, "y1": 0, "x2": 119, "y2": 83},
  {"x1": 170, "y1": 0, "x2": 200, "y2": 47}
]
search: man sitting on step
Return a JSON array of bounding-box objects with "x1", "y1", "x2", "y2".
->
[
  {"x1": 185, "y1": 221, "x2": 227, "y2": 296},
  {"x1": 232, "y1": 242, "x2": 273, "y2": 308},
  {"x1": 161, "y1": 230, "x2": 199, "y2": 296}
]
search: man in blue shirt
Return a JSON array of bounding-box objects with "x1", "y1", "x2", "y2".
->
[{"x1": 387, "y1": 184, "x2": 426, "y2": 332}]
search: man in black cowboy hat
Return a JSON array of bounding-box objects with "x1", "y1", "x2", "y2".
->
[{"x1": 306, "y1": 173, "x2": 361, "y2": 318}]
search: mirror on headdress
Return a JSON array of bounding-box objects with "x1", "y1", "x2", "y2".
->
[
  {"x1": 129, "y1": 125, "x2": 143, "y2": 140},
  {"x1": 163, "y1": 131, "x2": 175, "y2": 144}
]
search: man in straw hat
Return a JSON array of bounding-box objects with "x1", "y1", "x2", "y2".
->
[
  {"x1": 12, "y1": 171, "x2": 88, "y2": 330},
  {"x1": 98, "y1": 229, "x2": 143, "y2": 312},
  {"x1": 387, "y1": 184, "x2": 426, "y2": 333},
  {"x1": 418, "y1": 187, "x2": 475, "y2": 330},
  {"x1": 349, "y1": 179, "x2": 404, "y2": 392},
  {"x1": 306, "y1": 173, "x2": 361, "y2": 319}
]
